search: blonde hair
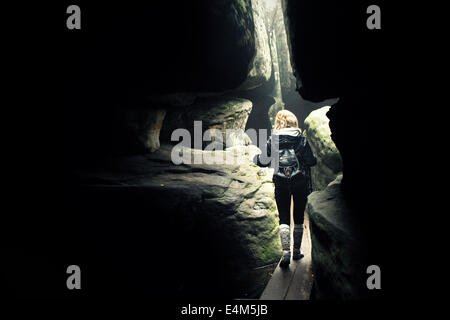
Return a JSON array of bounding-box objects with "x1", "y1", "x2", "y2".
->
[{"x1": 275, "y1": 110, "x2": 300, "y2": 131}]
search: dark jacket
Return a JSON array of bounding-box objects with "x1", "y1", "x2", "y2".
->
[{"x1": 255, "y1": 128, "x2": 317, "y2": 179}]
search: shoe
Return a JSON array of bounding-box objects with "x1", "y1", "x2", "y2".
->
[
  {"x1": 280, "y1": 251, "x2": 291, "y2": 268},
  {"x1": 293, "y1": 249, "x2": 304, "y2": 260}
]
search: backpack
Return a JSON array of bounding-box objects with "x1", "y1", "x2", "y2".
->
[{"x1": 277, "y1": 147, "x2": 301, "y2": 178}]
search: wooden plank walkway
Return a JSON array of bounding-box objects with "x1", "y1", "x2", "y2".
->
[{"x1": 259, "y1": 207, "x2": 313, "y2": 300}]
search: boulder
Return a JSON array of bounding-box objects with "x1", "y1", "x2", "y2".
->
[
  {"x1": 75, "y1": 144, "x2": 281, "y2": 297},
  {"x1": 307, "y1": 175, "x2": 367, "y2": 299},
  {"x1": 161, "y1": 96, "x2": 253, "y2": 148},
  {"x1": 304, "y1": 106, "x2": 342, "y2": 190}
]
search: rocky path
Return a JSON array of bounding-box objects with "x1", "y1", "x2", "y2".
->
[{"x1": 259, "y1": 206, "x2": 313, "y2": 300}]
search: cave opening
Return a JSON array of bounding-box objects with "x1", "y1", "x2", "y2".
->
[{"x1": 239, "y1": 0, "x2": 338, "y2": 147}]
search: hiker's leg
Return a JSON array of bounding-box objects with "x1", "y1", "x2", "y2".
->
[
  {"x1": 274, "y1": 178, "x2": 292, "y2": 268},
  {"x1": 274, "y1": 179, "x2": 291, "y2": 226},
  {"x1": 292, "y1": 175, "x2": 308, "y2": 260},
  {"x1": 292, "y1": 176, "x2": 307, "y2": 225}
]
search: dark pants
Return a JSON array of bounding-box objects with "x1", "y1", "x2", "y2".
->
[{"x1": 274, "y1": 174, "x2": 308, "y2": 226}]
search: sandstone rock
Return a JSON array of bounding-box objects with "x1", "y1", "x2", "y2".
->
[
  {"x1": 304, "y1": 106, "x2": 342, "y2": 190},
  {"x1": 147, "y1": 92, "x2": 198, "y2": 107},
  {"x1": 75, "y1": 144, "x2": 281, "y2": 297},
  {"x1": 269, "y1": 24, "x2": 282, "y2": 100},
  {"x1": 273, "y1": 1, "x2": 295, "y2": 93},
  {"x1": 238, "y1": 0, "x2": 272, "y2": 90},
  {"x1": 307, "y1": 175, "x2": 367, "y2": 299},
  {"x1": 122, "y1": 108, "x2": 167, "y2": 153},
  {"x1": 161, "y1": 96, "x2": 253, "y2": 148}
]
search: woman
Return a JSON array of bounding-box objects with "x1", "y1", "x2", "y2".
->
[{"x1": 255, "y1": 110, "x2": 317, "y2": 268}]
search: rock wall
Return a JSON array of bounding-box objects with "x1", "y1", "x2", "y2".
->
[
  {"x1": 273, "y1": 2, "x2": 296, "y2": 99},
  {"x1": 143, "y1": 0, "x2": 275, "y2": 153},
  {"x1": 66, "y1": 0, "x2": 260, "y2": 159},
  {"x1": 281, "y1": 0, "x2": 385, "y2": 211},
  {"x1": 238, "y1": 0, "x2": 273, "y2": 90},
  {"x1": 307, "y1": 175, "x2": 367, "y2": 299},
  {"x1": 230, "y1": 0, "x2": 284, "y2": 134},
  {"x1": 282, "y1": 1, "x2": 386, "y2": 299},
  {"x1": 304, "y1": 106, "x2": 342, "y2": 190}
]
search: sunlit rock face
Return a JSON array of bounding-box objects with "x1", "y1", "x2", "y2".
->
[
  {"x1": 272, "y1": 2, "x2": 296, "y2": 102},
  {"x1": 304, "y1": 106, "x2": 342, "y2": 191},
  {"x1": 238, "y1": 0, "x2": 272, "y2": 90},
  {"x1": 307, "y1": 175, "x2": 367, "y2": 299},
  {"x1": 74, "y1": 144, "x2": 280, "y2": 298}
]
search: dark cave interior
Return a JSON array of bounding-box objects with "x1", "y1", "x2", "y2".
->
[{"x1": 3, "y1": 0, "x2": 389, "y2": 300}]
